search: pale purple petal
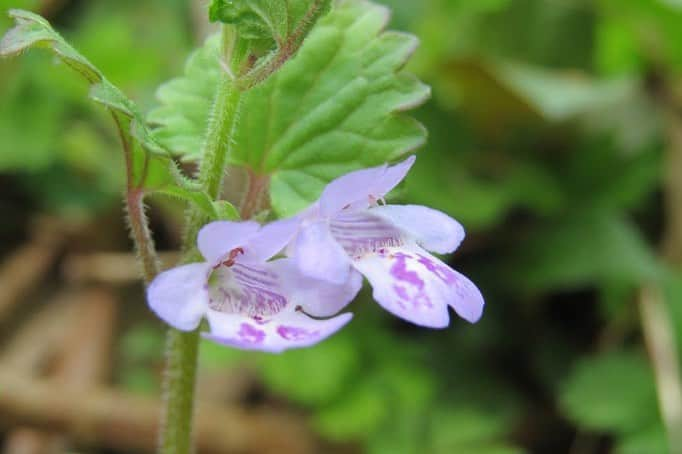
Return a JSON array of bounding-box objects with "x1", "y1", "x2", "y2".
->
[
  {"x1": 293, "y1": 220, "x2": 352, "y2": 284},
  {"x1": 329, "y1": 210, "x2": 405, "y2": 258},
  {"x1": 147, "y1": 263, "x2": 210, "y2": 331},
  {"x1": 240, "y1": 216, "x2": 300, "y2": 263},
  {"x1": 369, "y1": 204, "x2": 465, "y2": 254},
  {"x1": 270, "y1": 258, "x2": 363, "y2": 317},
  {"x1": 318, "y1": 156, "x2": 416, "y2": 217},
  {"x1": 352, "y1": 246, "x2": 484, "y2": 326},
  {"x1": 319, "y1": 165, "x2": 387, "y2": 217},
  {"x1": 369, "y1": 155, "x2": 415, "y2": 199},
  {"x1": 197, "y1": 220, "x2": 260, "y2": 264},
  {"x1": 204, "y1": 310, "x2": 353, "y2": 353}
]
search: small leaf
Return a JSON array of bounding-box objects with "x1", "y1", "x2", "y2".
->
[
  {"x1": 559, "y1": 351, "x2": 659, "y2": 434},
  {"x1": 149, "y1": 0, "x2": 429, "y2": 217},
  {"x1": 1, "y1": 9, "x2": 216, "y2": 215},
  {"x1": 511, "y1": 211, "x2": 663, "y2": 291},
  {"x1": 209, "y1": 0, "x2": 288, "y2": 42},
  {"x1": 213, "y1": 200, "x2": 241, "y2": 220}
]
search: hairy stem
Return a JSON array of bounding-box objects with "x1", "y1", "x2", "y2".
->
[
  {"x1": 126, "y1": 190, "x2": 160, "y2": 284},
  {"x1": 113, "y1": 112, "x2": 161, "y2": 285},
  {"x1": 158, "y1": 32, "x2": 243, "y2": 454}
]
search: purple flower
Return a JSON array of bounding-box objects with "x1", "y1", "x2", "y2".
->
[
  {"x1": 290, "y1": 156, "x2": 484, "y2": 328},
  {"x1": 147, "y1": 219, "x2": 361, "y2": 353}
]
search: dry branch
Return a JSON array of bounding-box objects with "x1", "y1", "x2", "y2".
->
[
  {"x1": 63, "y1": 252, "x2": 179, "y2": 284},
  {"x1": 0, "y1": 373, "x2": 316, "y2": 454},
  {"x1": 0, "y1": 218, "x2": 64, "y2": 322},
  {"x1": 2, "y1": 287, "x2": 118, "y2": 454}
]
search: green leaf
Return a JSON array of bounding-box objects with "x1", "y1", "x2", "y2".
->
[
  {"x1": 511, "y1": 211, "x2": 662, "y2": 291},
  {"x1": 149, "y1": 0, "x2": 429, "y2": 217},
  {"x1": 209, "y1": 0, "x2": 331, "y2": 57},
  {"x1": 1, "y1": 9, "x2": 217, "y2": 217},
  {"x1": 616, "y1": 424, "x2": 668, "y2": 454},
  {"x1": 209, "y1": 0, "x2": 289, "y2": 41},
  {"x1": 559, "y1": 351, "x2": 659, "y2": 434}
]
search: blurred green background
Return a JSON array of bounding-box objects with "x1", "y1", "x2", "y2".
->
[{"x1": 2, "y1": 0, "x2": 682, "y2": 453}]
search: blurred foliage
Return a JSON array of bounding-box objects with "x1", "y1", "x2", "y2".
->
[{"x1": 3, "y1": 0, "x2": 682, "y2": 453}]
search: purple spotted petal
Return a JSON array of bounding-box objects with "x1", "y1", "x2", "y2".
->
[
  {"x1": 147, "y1": 263, "x2": 210, "y2": 330},
  {"x1": 319, "y1": 165, "x2": 387, "y2": 217},
  {"x1": 369, "y1": 204, "x2": 465, "y2": 254},
  {"x1": 203, "y1": 310, "x2": 353, "y2": 353},
  {"x1": 293, "y1": 219, "x2": 352, "y2": 284},
  {"x1": 197, "y1": 221, "x2": 260, "y2": 264},
  {"x1": 240, "y1": 217, "x2": 300, "y2": 263},
  {"x1": 352, "y1": 247, "x2": 484, "y2": 327},
  {"x1": 270, "y1": 258, "x2": 363, "y2": 317}
]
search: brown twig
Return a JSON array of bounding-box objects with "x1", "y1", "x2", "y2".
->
[
  {"x1": 63, "y1": 252, "x2": 179, "y2": 284},
  {"x1": 0, "y1": 218, "x2": 64, "y2": 322},
  {"x1": 0, "y1": 372, "x2": 317, "y2": 454},
  {"x1": 2, "y1": 288, "x2": 118, "y2": 454},
  {"x1": 0, "y1": 293, "x2": 76, "y2": 372}
]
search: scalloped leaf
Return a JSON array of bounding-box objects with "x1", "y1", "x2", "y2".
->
[
  {"x1": 149, "y1": 0, "x2": 430, "y2": 217},
  {"x1": 1, "y1": 9, "x2": 219, "y2": 218}
]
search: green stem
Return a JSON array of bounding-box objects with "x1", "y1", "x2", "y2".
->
[{"x1": 158, "y1": 34, "x2": 243, "y2": 454}]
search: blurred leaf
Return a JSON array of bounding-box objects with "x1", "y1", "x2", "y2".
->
[
  {"x1": 616, "y1": 424, "x2": 668, "y2": 454},
  {"x1": 513, "y1": 211, "x2": 662, "y2": 291},
  {"x1": 315, "y1": 379, "x2": 389, "y2": 440},
  {"x1": 0, "y1": 10, "x2": 218, "y2": 217},
  {"x1": 259, "y1": 334, "x2": 360, "y2": 405},
  {"x1": 428, "y1": 406, "x2": 520, "y2": 453},
  {"x1": 560, "y1": 351, "x2": 659, "y2": 433},
  {"x1": 442, "y1": 58, "x2": 637, "y2": 125},
  {"x1": 149, "y1": 0, "x2": 429, "y2": 217},
  {"x1": 407, "y1": 153, "x2": 562, "y2": 229},
  {"x1": 492, "y1": 62, "x2": 634, "y2": 122}
]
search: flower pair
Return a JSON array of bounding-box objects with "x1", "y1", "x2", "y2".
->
[{"x1": 147, "y1": 156, "x2": 484, "y2": 352}]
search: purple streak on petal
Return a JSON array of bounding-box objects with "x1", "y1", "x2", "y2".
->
[
  {"x1": 370, "y1": 204, "x2": 465, "y2": 254},
  {"x1": 197, "y1": 221, "x2": 260, "y2": 264},
  {"x1": 319, "y1": 165, "x2": 387, "y2": 217},
  {"x1": 269, "y1": 258, "x2": 362, "y2": 317},
  {"x1": 208, "y1": 264, "x2": 288, "y2": 317},
  {"x1": 293, "y1": 219, "x2": 351, "y2": 284},
  {"x1": 147, "y1": 262, "x2": 210, "y2": 331},
  {"x1": 241, "y1": 216, "x2": 300, "y2": 263},
  {"x1": 390, "y1": 252, "x2": 424, "y2": 288},
  {"x1": 330, "y1": 211, "x2": 404, "y2": 257},
  {"x1": 353, "y1": 248, "x2": 449, "y2": 328},
  {"x1": 415, "y1": 252, "x2": 484, "y2": 323}
]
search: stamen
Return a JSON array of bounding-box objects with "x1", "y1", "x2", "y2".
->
[
  {"x1": 295, "y1": 305, "x2": 338, "y2": 320},
  {"x1": 220, "y1": 247, "x2": 245, "y2": 268}
]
